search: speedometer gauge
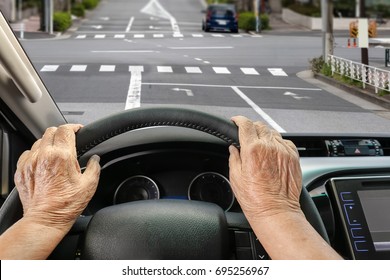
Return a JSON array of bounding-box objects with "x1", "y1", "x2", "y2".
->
[
  {"x1": 188, "y1": 172, "x2": 234, "y2": 211},
  {"x1": 113, "y1": 175, "x2": 160, "y2": 204}
]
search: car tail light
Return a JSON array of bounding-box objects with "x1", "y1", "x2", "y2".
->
[{"x1": 207, "y1": 10, "x2": 212, "y2": 21}]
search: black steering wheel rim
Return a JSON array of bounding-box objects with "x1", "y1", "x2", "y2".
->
[{"x1": 0, "y1": 106, "x2": 329, "y2": 258}]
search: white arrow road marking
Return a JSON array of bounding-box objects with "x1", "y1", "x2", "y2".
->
[
  {"x1": 125, "y1": 66, "x2": 144, "y2": 110},
  {"x1": 283, "y1": 91, "x2": 311, "y2": 100},
  {"x1": 141, "y1": 0, "x2": 182, "y2": 36},
  {"x1": 91, "y1": 25, "x2": 103, "y2": 29},
  {"x1": 172, "y1": 88, "x2": 194, "y2": 96}
]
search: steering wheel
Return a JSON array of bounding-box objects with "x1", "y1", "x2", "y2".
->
[{"x1": 0, "y1": 106, "x2": 329, "y2": 259}]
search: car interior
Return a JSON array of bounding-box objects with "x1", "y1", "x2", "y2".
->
[{"x1": 1, "y1": 9, "x2": 390, "y2": 260}]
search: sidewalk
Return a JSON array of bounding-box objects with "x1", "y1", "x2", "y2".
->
[{"x1": 10, "y1": 15, "x2": 58, "y2": 40}]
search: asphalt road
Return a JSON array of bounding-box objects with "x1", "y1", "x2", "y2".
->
[{"x1": 20, "y1": 0, "x2": 390, "y2": 133}]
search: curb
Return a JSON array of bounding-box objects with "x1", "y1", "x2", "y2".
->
[{"x1": 314, "y1": 73, "x2": 390, "y2": 110}]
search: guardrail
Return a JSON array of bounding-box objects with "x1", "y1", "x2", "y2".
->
[{"x1": 328, "y1": 54, "x2": 390, "y2": 94}]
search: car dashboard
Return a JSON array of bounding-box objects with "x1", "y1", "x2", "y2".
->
[{"x1": 70, "y1": 126, "x2": 390, "y2": 260}]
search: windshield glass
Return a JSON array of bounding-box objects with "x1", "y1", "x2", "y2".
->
[{"x1": 7, "y1": 0, "x2": 390, "y2": 134}]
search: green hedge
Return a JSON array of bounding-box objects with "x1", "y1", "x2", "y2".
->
[
  {"x1": 82, "y1": 0, "x2": 100, "y2": 10},
  {"x1": 238, "y1": 12, "x2": 269, "y2": 32},
  {"x1": 72, "y1": 3, "x2": 85, "y2": 17},
  {"x1": 53, "y1": 12, "x2": 71, "y2": 32}
]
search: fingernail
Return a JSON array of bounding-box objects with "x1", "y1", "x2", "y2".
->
[{"x1": 91, "y1": 154, "x2": 100, "y2": 163}]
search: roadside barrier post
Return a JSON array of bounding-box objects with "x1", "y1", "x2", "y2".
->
[{"x1": 386, "y1": 49, "x2": 390, "y2": 67}]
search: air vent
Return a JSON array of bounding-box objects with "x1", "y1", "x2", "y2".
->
[{"x1": 287, "y1": 137, "x2": 328, "y2": 157}]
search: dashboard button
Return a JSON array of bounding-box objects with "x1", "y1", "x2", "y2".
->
[
  {"x1": 235, "y1": 231, "x2": 251, "y2": 247},
  {"x1": 340, "y1": 192, "x2": 354, "y2": 202},
  {"x1": 344, "y1": 204, "x2": 361, "y2": 226},
  {"x1": 351, "y1": 228, "x2": 365, "y2": 239},
  {"x1": 236, "y1": 248, "x2": 253, "y2": 260},
  {"x1": 354, "y1": 240, "x2": 369, "y2": 252}
]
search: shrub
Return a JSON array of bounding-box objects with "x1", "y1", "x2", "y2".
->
[
  {"x1": 238, "y1": 12, "x2": 269, "y2": 32},
  {"x1": 82, "y1": 0, "x2": 99, "y2": 10},
  {"x1": 53, "y1": 12, "x2": 72, "y2": 32},
  {"x1": 238, "y1": 12, "x2": 256, "y2": 31},
  {"x1": 260, "y1": 14, "x2": 269, "y2": 30},
  {"x1": 72, "y1": 3, "x2": 85, "y2": 18}
]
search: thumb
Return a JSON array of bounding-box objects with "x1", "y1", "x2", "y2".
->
[
  {"x1": 228, "y1": 145, "x2": 241, "y2": 179},
  {"x1": 80, "y1": 155, "x2": 101, "y2": 196}
]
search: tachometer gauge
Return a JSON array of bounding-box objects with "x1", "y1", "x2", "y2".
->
[
  {"x1": 188, "y1": 172, "x2": 234, "y2": 211},
  {"x1": 114, "y1": 175, "x2": 160, "y2": 204}
]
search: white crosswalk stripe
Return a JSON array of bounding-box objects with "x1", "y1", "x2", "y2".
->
[
  {"x1": 213, "y1": 67, "x2": 230, "y2": 74},
  {"x1": 73, "y1": 33, "x2": 263, "y2": 39},
  {"x1": 185, "y1": 67, "x2": 202, "y2": 74},
  {"x1": 241, "y1": 68, "x2": 259, "y2": 75},
  {"x1": 157, "y1": 66, "x2": 173, "y2": 73},
  {"x1": 39, "y1": 64, "x2": 289, "y2": 77},
  {"x1": 99, "y1": 65, "x2": 116, "y2": 72},
  {"x1": 40, "y1": 65, "x2": 59, "y2": 72},
  {"x1": 267, "y1": 68, "x2": 288, "y2": 76},
  {"x1": 70, "y1": 65, "x2": 87, "y2": 72}
]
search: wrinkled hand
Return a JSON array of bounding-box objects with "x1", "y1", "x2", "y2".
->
[
  {"x1": 14, "y1": 124, "x2": 101, "y2": 231},
  {"x1": 229, "y1": 116, "x2": 302, "y2": 221}
]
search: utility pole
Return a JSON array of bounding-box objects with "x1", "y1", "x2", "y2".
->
[
  {"x1": 322, "y1": 0, "x2": 333, "y2": 63},
  {"x1": 360, "y1": 0, "x2": 369, "y2": 65}
]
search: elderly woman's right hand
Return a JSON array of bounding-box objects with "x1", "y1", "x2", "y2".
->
[
  {"x1": 228, "y1": 116, "x2": 303, "y2": 222},
  {"x1": 14, "y1": 124, "x2": 101, "y2": 231}
]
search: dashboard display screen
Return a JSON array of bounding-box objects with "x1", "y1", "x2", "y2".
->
[
  {"x1": 358, "y1": 189, "x2": 390, "y2": 252},
  {"x1": 327, "y1": 176, "x2": 390, "y2": 259}
]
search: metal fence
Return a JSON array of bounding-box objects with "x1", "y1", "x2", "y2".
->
[{"x1": 328, "y1": 54, "x2": 390, "y2": 94}]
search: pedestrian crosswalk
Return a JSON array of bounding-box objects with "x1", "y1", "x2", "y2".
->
[
  {"x1": 39, "y1": 64, "x2": 289, "y2": 76},
  {"x1": 73, "y1": 33, "x2": 262, "y2": 40}
]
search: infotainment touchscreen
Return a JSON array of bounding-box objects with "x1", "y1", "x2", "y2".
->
[{"x1": 326, "y1": 176, "x2": 390, "y2": 259}]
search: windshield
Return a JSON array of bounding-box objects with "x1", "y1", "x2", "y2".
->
[{"x1": 8, "y1": 0, "x2": 390, "y2": 134}]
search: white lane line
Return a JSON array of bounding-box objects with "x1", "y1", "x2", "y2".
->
[
  {"x1": 40, "y1": 65, "x2": 59, "y2": 72},
  {"x1": 231, "y1": 86, "x2": 286, "y2": 133},
  {"x1": 212, "y1": 34, "x2": 224, "y2": 37},
  {"x1": 114, "y1": 34, "x2": 125, "y2": 38},
  {"x1": 268, "y1": 68, "x2": 288, "y2": 76},
  {"x1": 231, "y1": 34, "x2": 242, "y2": 37},
  {"x1": 192, "y1": 34, "x2": 204, "y2": 37},
  {"x1": 125, "y1": 66, "x2": 144, "y2": 110},
  {"x1": 241, "y1": 68, "x2": 259, "y2": 75},
  {"x1": 169, "y1": 46, "x2": 233, "y2": 50},
  {"x1": 185, "y1": 67, "x2": 202, "y2": 74},
  {"x1": 91, "y1": 50, "x2": 155, "y2": 53},
  {"x1": 157, "y1": 66, "x2": 173, "y2": 73},
  {"x1": 126, "y1": 16, "x2": 135, "y2": 32},
  {"x1": 94, "y1": 34, "x2": 106, "y2": 39},
  {"x1": 153, "y1": 34, "x2": 164, "y2": 38},
  {"x1": 213, "y1": 67, "x2": 231, "y2": 74},
  {"x1": 134, "y1": 34, "x2": 145, "y2": 38},
  {"x1": 142, "y1": 82, "x2": 322, "y2": 92},
  {"x1": 76, "y1": 35, "x2": 86, "y2": 39},
  {"x1": 99, "y1": 65, "x2": 116, "y2": 72},
  {"x1": 70, "y1": 65, "x2": 87, "y2": 72}
]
